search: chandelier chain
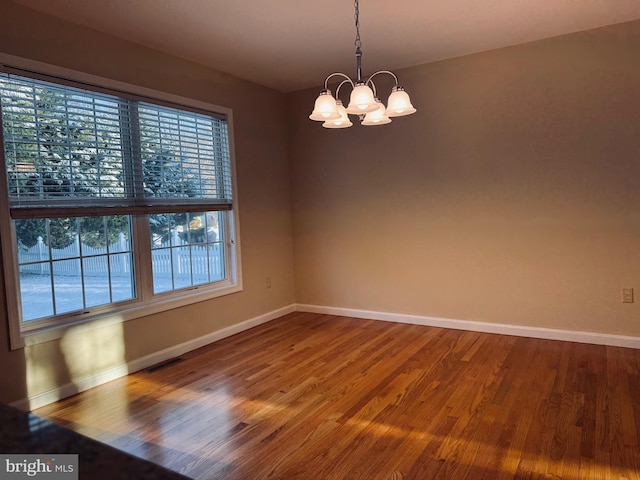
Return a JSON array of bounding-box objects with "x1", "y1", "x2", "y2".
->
[{"x1": 354, "y1": 0, "x2": 362, "y2": 51}]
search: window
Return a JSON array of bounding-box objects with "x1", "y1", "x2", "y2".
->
[{"x1": 0, "y1": 65, "x2": 241, "y2": 347}]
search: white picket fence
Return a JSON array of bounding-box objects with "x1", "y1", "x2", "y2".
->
[{"x1": 18, "y1": 231, "x2": 224, "y2": 279}]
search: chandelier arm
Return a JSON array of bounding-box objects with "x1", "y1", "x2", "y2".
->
[
  {"x1": 368, "y1": 79, "x2": 377, "y2": 98},
  {"x1": 323, "y1": 72, "x2": 355, "y2": 90},
  {"x1": 335, "y1": 79, "x2": 354, "y2": 101},
  {"x1": 366, "y1": 70, "x2": 400, "y2": 88}
]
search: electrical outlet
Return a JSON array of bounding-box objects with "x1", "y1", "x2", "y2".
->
[
  {"x1": 622, "y1": 288, "x2": 634, "y2": 303},
  {"x1": 266, "y1": 276, "x2": 272, "y2": 289}
]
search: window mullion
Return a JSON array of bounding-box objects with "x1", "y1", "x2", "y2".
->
[
  {"x1": 126, "y1": 101, "x2": 153, "y2": 302},
  {"x1": 45, "y1": 219, "x2": 57, "y2": 316},
  {"x1": 120, "y1": 100, "x2": 152, "y2": 301},
  {"x1": 131, "y1": 213, "x2": 153, "y2": 302}
]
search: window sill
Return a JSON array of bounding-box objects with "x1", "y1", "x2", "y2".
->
[{"x1": 13, "y1": 281, "x2": 243, "y2": 349}]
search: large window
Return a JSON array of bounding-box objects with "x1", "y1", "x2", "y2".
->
[{"x1": 0, "y1": 65, "x2": 240, "y2": 347}]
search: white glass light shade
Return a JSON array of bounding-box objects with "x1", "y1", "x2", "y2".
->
[
  {"x1": 322, "y1": 101, "x2": 353, "y2": 129},
  {"x1": 361, "y1": 99, "x2": 391, "y2": 126},
  {"x1": 386, "y1": 86, "x2": 416, "y2": 117},
  {"x1": 309, "y1": 90, "x2": 341, "y2": 121},
  {"x1": 346, "y1": 83, "x2": 378, "y2": 114}
]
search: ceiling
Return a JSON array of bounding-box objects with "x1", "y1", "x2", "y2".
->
[{"x1": 11, "y1": 0, "x2": 640, "y2": 92}]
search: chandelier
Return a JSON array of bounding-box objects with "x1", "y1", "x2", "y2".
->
[{"x1": 309, "y1": 0, "x2": 417, "y2": 128}]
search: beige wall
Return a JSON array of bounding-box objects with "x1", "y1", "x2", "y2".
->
[
  {"x1": 0, "y1": 1, "x2": 296, "y2": 404},
  {"x1": 288, "y1": 21, "x2": 640, "y2": 335},
  {"x1": 2, "y1": 1, "x2": 639, "y2": 407}
]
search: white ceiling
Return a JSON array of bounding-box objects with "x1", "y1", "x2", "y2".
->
[{"x1": 11, "y1": 0, "x2": 640, "y2": 92}]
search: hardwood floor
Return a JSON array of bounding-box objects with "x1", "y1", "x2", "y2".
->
[{"x1": 35, "y1": 312, "x2": 640, "y2": 479}]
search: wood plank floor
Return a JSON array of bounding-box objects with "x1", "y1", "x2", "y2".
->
[{"x1": 35, "y1": 312, "x2": 640, "y2": 479}]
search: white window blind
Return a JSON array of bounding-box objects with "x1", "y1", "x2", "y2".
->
[
  {"x1": 138, "y1": 102, "x2": 233, "y2": 204},
  {"x1": 0, "y1": 71, "x2": 233, "y2": 219}
]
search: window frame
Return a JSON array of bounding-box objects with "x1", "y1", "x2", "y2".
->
[{"x1": 0, "y1": 54, "x2": 242, "y2": 350}]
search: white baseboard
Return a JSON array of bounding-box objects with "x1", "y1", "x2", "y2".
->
[
  {"x1": 13, "y1": 302, "x2": 639, "y2": 411},
  {"x1": 11, "y1": 304, "x2": 296, "y2": 411},
  {"x1": 296, "y1": 303, "x2": 640, "y2": 349}
]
